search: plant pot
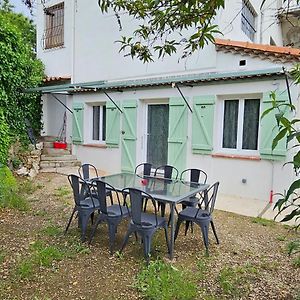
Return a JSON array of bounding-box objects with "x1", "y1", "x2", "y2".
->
[{"x1": 53, "y1": 141, "x2": 67, "y2": 149}]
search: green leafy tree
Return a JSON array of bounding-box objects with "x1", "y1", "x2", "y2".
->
[
  {"x1": 262, "y1": 65, "x2": 300, "y2": 228},
  {"x1": 0, "y1": 2, "x2": 44, "y2": 161}
]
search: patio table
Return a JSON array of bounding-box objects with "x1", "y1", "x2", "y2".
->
[{"x1": 98, "y1": 172, "x2": 209, "y2": 259}]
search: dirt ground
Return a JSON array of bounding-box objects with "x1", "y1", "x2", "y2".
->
[{"x1": 0, "y1": 172, "x2": 299, "y2": 300}]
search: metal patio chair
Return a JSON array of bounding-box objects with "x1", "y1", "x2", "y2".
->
[
  {"x1": 174, "y1": 182, "x2": 220, "y2": 255},
  {"x1": 89, "y1": 179, "x2": 130, "y2": 254},
  {"x1": 120, "y1": 188, "x2": 170, "y2": 264},
  {"x1": 135, "y1": 162, "x2": 153, "y2": 177},
  {"x1": 78, "y1": 163, "x2": 113, "y2": 204},
  {"x1": 65, "y1": 174, "x2": 101, "y2": 242},
  {"x1": 153, "y1": 165, "x2": 179, "y2": 217}
]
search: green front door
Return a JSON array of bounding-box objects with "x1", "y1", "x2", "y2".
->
[
  {"x1": 147, "y1": 104, "x2": 169, "y2": 167},
  {"x1": 121, "y1": 100, "x2": 137, "y2": 172}
]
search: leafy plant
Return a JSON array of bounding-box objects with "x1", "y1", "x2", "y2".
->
[
  {"x1": 134, "y1": 259, "x2": 197, "y2": 300},
  {"x1": 262, "y1": 65, "x2": 300, "y2": 228}
]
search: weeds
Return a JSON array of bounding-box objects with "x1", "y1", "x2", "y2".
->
[
  {"x1": 54, "y1": 186, "x2": 71, "y2": 198},
  {"x1": 134, "y1": 259, "x2": 197, "y2": 300},
  {"x1": 41, "y1": 225, "x2": 61, "y2": 237},
  {"x1": 251, "y1": 217, "x2": 275, "y2": 227}
]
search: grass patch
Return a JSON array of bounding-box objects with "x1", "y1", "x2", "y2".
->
[
  {"x1": 41, "y1": 225, "x2": 61, "y2": 237},
  {"x1": 218, "y1": 264, "x2": 258, "y2": 298},
  {"x1": 134, "y1": 259, "x2": 197, "y2": 300},
  {"x1": 20, "y1": 180, "x2": 41, "y2": 195},
  {"x1": 251, "y1": 217, "x2": 275, "y2": 227},
  {"x1": 17, "y1": 259, "x2": 35, "y2": 279},
  {"x1": 196, "y1": 256, "x2": 210, "y2": 280},
  {"x1": 293, "y1": 256, "x2": 300, "y2": 268},
  {"x1": 54, "y1": 186, "x2": 71, "y2": 198}
]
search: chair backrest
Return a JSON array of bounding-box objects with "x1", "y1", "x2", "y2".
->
[
  {"x1": 78, "y1": 163, "x2": 98, "y2": 180},
  {"x1": 122, "y1": 188, "x2": 158, "y2": 226},
  {"x1": 68, "y1": 174, "x2": 96, "y2": 207},
  {"x1": 92, "y1": 179, "x2": 125, "y2": 215},
  {"x1": 180, "y1": 168, "x2": 207, "y2": 184},
  {"x1": 135, "y1": 163, "x2": 152, "y2": 177},
  {"x1": 154, "y1": 165, "x2": 178, "y2": 179},
  {"x1": 197, "y1": 182, "x2": 219, "y2": 216}
]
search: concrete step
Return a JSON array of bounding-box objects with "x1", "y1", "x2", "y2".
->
[
  {"x1": 40, "y1": 136, "x2": 57, "y2": 142},
  {"x1": 41, "y1": 154, "x2": 77, "y2": 161},
  {"x1": 43, "y1": 141, "x2": 72, "y2": 149},
  {"x1": 42, "y1": 148, "x2": 71, "y2": 156},
  {"x1": 40, "y1": 160, "x2": 81, "y2": 169}
]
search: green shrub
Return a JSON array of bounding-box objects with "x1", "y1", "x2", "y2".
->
[
  {"x1": 0, "y1": 166, "x2": 28, "y2": 211},
  {"x1": 135, "y1": 260, "x2": 197, "y2": 300},
  {"x1": 0, "y1": 110, "x2": 10, "y2": 164}
]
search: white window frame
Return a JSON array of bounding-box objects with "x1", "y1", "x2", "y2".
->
[
  {"x1": 216, "y1": 94, "x2": 262, "y2": 156},
  {"x1": 86, "y1": 103, "x2": 106, "y2": 144}
]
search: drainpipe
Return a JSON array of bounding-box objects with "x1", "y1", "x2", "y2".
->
[{"x1": 259, "y1": 1, "x2": 266, "y2": 43}]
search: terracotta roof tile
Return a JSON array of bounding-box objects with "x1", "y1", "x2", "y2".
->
[
  {"x1": 43, "y1": 76, "x2": 71, "y2": 83},
  {"x1": 215, "y1": 38, "x2": 300, "y2": 62}
]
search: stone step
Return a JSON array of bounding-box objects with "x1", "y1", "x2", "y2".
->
[
  {"x1": 42, "y1": 148, "x2": 71, "y2": 156},
  {"x1": 41, "y1": 154, "x2": 77, "y2": 161},
  {"x1": 40, "y1": 160, "x2": 81, "y2": 169}
]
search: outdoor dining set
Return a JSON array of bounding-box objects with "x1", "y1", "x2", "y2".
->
[{"x1": 65, "y1": 163, "x2": 220, "y2": 263}]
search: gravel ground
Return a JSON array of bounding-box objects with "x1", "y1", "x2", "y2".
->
[{"x1": 0, "y1": 172, "x2": 299, "y2": 300}]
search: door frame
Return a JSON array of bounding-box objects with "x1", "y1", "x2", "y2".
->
[{"x1": 142, "y1": 99, "x2": 169, "y2": 164}]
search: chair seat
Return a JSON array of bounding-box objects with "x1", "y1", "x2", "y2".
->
[
  {"x1": 107, "y1": 204, "x2": 130, "y2": 217},
  {"x1": 131, "y1": 212, "x2": 167, "y2": 228},
  {"x1": 79, "y1": 197, "x2": 100, "y2": 209},
  {"x1": 179, "y1": 206, "x2": 210, "y2": 220}
]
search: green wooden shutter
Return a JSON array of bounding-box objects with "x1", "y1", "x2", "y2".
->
[
  {"x1": 121, "y1": 100, "x2": 137, "y2": 172},
  {"x1": 192, "y1": 95, "x2": 215, "y2": 154},
  {"x1": 260, "y1": 91, "x2": 288, "y2": 160},
  {"x1": 72, "y1": 102, "x2": 84, "y2": 144},
  {"x1": 168, "y1": 97, "x2": 188, "y2": 173},
  {"x1": 106, "y1": 100, "x2": 121, "y2": 147}
]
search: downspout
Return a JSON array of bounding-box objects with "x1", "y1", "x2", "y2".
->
[{"x1": 259, "y1": 1, "x2": 266, "y2": 43}]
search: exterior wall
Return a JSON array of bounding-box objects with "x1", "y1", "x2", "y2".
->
[
  {"x1": 41, "y1": 94, "x2": 67, "y2": 138},
  {"x1": 71, "y1": 76, "x2": 297, "y2": 204},
  {"x1": 36, "y1": 0, "x2": 284, "y2": 83}
]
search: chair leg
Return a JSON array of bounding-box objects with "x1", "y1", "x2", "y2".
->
[
  {"x1": 174, "y1": 218, "x2": 183, "y2": 240},
  {"x1": 88, "y1": 215, "x2": 102, "y2": 245},
  {"x1": 65, "y1": 208, "x2": 76, "y2": 234},
  {"x1": 108, "y1": 222, "x2": 117, "y2": 255},
  {"x1": 120, "y1": 225, "x2": 135, "y2": 253},
  {"x1": 197, "y1": 222, "x2": 209, "y2": 255},
  {"x1": 160, "y1": 203, "x2": 166, "y2": 217},
  {"x1": 109, "y1": 192, "x2": 113, "y2": 206},
  {"x1": 143, "y1": 198, "x2": 148, "y2": 212},
  {"x1": 143, "y1": 233, "x2": 154, "y2": 265},
  {"x1": 164, "y1": 225, "x2": 170, "y2": 253},
  {"x1": 79, "y1": 214, "x2": 90, "y2": 242},
  {"x1": 210, "y1": 220, "x2": 219, "y2": 244}
]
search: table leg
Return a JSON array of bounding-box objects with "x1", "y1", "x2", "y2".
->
[{"x1": 169, "y1": 203, "x2": 175, "y2": 260}]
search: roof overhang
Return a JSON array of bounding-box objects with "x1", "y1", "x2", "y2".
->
[{"x1": 26, "y1": 67, "x2": 285, "y2": 94}]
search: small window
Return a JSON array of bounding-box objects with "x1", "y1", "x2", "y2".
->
[
  {"x1": 222, "y1": 98, "x2": 260, "y2": 152},
  {"x1": 241, "y1": 0, "x2": 256, "y2": 41},
  {"x1": 43, "y1": 3, "x2": 64, "y2": 49},
  {"x1": 92, "y1": 105, "x2": 106, "y2": 142}
]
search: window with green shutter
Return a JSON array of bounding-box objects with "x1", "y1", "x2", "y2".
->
[
  {"x1": 192, "y1": 95, "x2": 215, "y2": 154},
  {"x1": 72, "y1": 102, "x2": 84, "y2": 144},
  {"x1": 259, "y1": 91, "x2": 288, "y2": 160},
  {"x1": 106, "y1": 100, "x2": 121, "y2": 147}
]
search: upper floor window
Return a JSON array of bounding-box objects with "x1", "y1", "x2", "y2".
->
[
  {"x1": 221, "y1": 98, "x2": 260, "y2": 153},
  {"x1": 43, "y1": 3, "x2": 64, "y2": 49},
  {"x1": 241, "y1": 0, "x2": 256, "y2": 41}
]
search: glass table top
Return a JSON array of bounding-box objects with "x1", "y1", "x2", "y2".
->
[{"x1": 100, "y1": 172, "x2": 209, "y2": 204}]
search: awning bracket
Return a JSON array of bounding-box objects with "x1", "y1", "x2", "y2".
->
[
  {"x1": 46, "y1": 93, "x2": 73, "y2": 114},
  {"x1": 174, "y1": 84, "x2": 193, "y2": 113},
  {"x1": 103, "y1": 91, "x2": 123, "y2": 113}
]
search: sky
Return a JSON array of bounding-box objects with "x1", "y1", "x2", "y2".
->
[{"x1": 10, "y1": 0, "x2": 32, "y2": 18}]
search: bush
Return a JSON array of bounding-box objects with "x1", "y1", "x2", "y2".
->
[
  {"x1": 0, "y1": 165, "x2": 28, "y2": 210},
  {"x1": 0, "y1": 109, "x2": 10, "y2": 164},
  {"x1": 135, "y1": 260, "x2": 197, "y2": 300}
]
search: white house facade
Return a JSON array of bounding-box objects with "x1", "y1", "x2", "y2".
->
[{"x1": 33, "y1": 0, "x2": 300, "y2": 218}]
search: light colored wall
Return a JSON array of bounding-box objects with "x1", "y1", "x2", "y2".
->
[
  {"x1": 36, "y1": 0, "x2": 285, "y2": 84},
  {"x1": 41, "y1": 94, "x2": 67, "y2": 138}
]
